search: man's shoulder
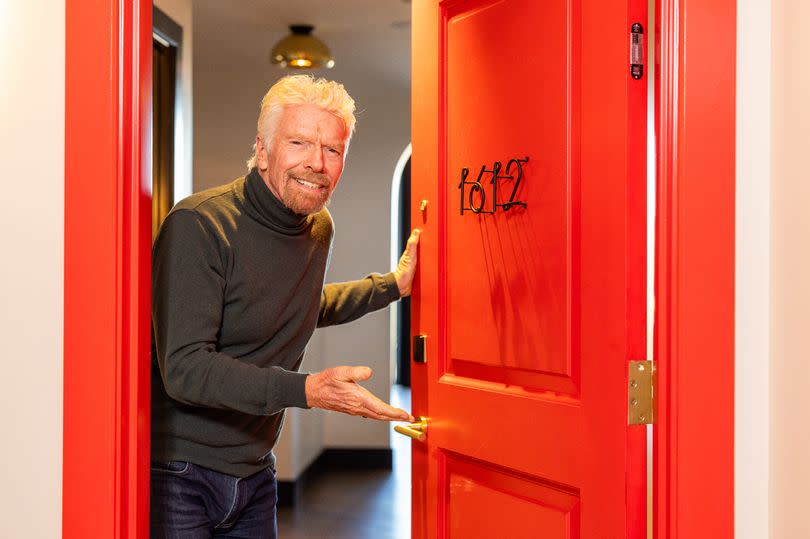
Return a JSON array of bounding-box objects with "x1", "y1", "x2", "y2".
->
[
  {"x1": 310, "y1": 207, "x2": 335, "y2": 245},
  {"x1": 160, "y1": 177, "x2": 246, "y2": 243},
  {"x1": 172, "y1": 177, "x2": 245, "y2": 215}
]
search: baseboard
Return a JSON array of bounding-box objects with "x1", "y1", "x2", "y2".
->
[
  {"x1": 276, "y1": 447, "x2": 393, "y2": 507},
  {"x1": 317, "y1": 447, "x2": 393, "y2": 470},
  {"x1": 276, "y1": 479, "x2": 302, "y2": 509}
]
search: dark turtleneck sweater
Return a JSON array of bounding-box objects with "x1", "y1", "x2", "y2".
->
[{"x1": 151, "y1": 169, "x2": 401, "y2": 477}]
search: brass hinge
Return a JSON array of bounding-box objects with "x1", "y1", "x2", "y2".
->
[{"x1": 628, "y1": 360, "x2": 655, "y2": 424}]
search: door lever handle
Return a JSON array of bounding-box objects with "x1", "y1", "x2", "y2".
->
[{"x1": 394, "y1": 416, "x2": 427, "y2": 442}]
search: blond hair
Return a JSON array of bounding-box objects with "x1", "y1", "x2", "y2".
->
[{"x1": 246, "y1": 75, "x2": 356, "y2": 170}]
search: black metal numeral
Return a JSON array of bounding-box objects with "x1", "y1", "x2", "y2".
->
[{"x1": 459, "y1": 156, "x2": 528, "y2": 215}]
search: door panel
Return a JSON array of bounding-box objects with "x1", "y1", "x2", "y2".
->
[
  {"x1": 445, "y1": 0, "x2": 578, "y2": 394},
  {"x1": 445, "y1": 453, "x2": 580, "y2": 539},
  {"x1": 411, "y1": 0, "x2": 646, "y2": 537}
]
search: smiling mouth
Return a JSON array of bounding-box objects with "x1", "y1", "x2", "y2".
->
[{"x1": 291, "y1": 176, "x2": 326, "y2": 191}]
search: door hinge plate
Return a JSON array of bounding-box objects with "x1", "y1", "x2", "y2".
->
[
  {"x1": 628, "y1": 360, "x2": 655, "y2": 424},
  {"x1": 630, "y1": 23, "x2": 644, "y2": 80}
]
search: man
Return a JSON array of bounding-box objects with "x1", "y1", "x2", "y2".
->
[{"x1": 150, "y1": 75, "x2": 419, "y2": 538}]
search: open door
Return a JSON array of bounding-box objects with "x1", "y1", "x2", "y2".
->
[{"x1": 408, "y1": 0, "x2": 647, "y2": 537}]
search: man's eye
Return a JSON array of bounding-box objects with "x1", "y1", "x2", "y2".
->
[
  {"x1": 327, "y1": 147, "x2": 340, "y2": 155},
  {"x1": 290, "y1": 140, "x2": 303, "y2": 145}
]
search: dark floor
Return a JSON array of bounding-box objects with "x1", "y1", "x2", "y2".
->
[{"x1": 277, "y1": 385, "x2": 412, "y2": 539}]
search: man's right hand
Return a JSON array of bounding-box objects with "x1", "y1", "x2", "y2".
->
[{"x1": 305, "y1": 366, "x2": 414, "y2": 422}]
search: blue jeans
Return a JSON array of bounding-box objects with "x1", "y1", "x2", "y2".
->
[{"x1": 150, "y1": 460, "x2": 278, "y2": 539}]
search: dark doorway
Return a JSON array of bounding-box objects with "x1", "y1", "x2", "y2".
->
[
  {"x1": 152, "y1": 6, "x2": 181, "y2": 240},
  {"x1": 396, "y1": 156, "x2": 411, "y2": 386}
]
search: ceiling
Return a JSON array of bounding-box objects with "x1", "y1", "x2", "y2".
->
[{"x1": 193, "y1": 0, "x2": 412, "y2": 89}]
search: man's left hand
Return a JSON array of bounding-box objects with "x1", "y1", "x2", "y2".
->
[{"x1": 394, "y1": 229, "x2": 420, "y2": 297}]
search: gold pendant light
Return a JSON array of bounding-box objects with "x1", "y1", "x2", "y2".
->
[{"x1": 270, "y1": 25, "x2": 334, "y2": 69}]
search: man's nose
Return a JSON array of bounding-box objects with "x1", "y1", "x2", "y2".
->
[{"x1": 305, "y1": 145, "x2": 325, "y2": 172}]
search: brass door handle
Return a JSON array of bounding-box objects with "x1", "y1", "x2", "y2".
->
[{"x1": 394, "y1": 416, "x2": 427, "y2": 442}]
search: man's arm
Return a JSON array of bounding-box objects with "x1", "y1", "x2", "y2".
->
[
  {"x1": 317, "y1": 229, "x2": 420, "y2": 327},
  {"x1": 306, "y1": 229, "x2": 421, "y2": 421},
  {"x1": 152, "y1": 210, "x2": 309, "y2": 415},
  {"x1": 318, "y1": 273, "x2": 400, "y2": 327}
]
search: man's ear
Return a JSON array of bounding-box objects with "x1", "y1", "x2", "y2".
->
[{"x1": 255, "y1": 135, "x2": 268, "y2": 170}]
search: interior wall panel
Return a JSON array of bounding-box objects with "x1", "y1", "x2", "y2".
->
[{"x1": 0, "y1": 1, "x2": 65, "y2": 537}]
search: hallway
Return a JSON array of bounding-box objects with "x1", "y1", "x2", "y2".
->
[{"x1": 277, "y1": 385, "x2": 412, "y2": 539}]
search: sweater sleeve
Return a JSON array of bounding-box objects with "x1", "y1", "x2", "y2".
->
[
  {"x1": 152, "y1": 210, "x2": 309, "y2": 414},
  {"x1": 317, "y1": 272, "x2": 402, "y2": 328}
]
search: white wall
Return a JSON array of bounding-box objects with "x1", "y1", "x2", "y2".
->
[
  {"x1": 272, "y1": 336, "x2": 325, "y2": 481},
  {"x1": 317, "y1": 86, "x2": 411, "y2": 449},
  {"x1": 0, "y1": 1, "x2": 65, "y2": 536},
  {"x1": 736, "y1": 1, "x2": 771, "y2": 537},
  {"x1": 737, "y1": 1, "x2": 810, "y2": 537},
  {"x1": 153, "y1": 0, "x2": 194, "y2": 203},
  {"x1": 770, "y1": 1, "x2": 810, "y2": 537}
]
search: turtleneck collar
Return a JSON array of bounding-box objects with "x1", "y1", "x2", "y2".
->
[{"x1": 243, "y1": 168, "x2": 311, "y2": 234}]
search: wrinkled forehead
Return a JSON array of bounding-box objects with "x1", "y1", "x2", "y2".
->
[{"x1": 277, "y1": 104, "x2": 350, "y2": 144}]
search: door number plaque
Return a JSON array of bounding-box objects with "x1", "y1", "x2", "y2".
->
[{"x1": 458, "y1": 157, "x2": 529, "y2": 215}]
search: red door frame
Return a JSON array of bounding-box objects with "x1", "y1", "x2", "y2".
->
[
  {"x1": 64, "y1": 0, "x2": 151, "y2": 537},
  {"x1": 654, "y1": 0, "x2": 735, "y2": 537},
  {"x1": 61, "y1": 0, "x2": 734, "y2": 536}
]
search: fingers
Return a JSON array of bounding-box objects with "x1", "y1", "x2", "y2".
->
[
  {"x1": 356, "y1": 391, "x2": 412, "y2": 422},
  {"x1": 311, "y1": 366, "x2": 413, "y2": 422},
  {"x1": 406, "y1": 228, "x2": 421, "y2": 251},
  {"x1": 391, "y1": 408, "x2": 415, "y2": 423},
  {"x1": 352, "y1": 366, "x2": 373, "y2": 382},
  {"x1": 394, "y1": 229, "x2": 421, "y2": 297},
  {"x1": 401, "y1": 229, "x2": 420, "y2": 262},
  {"x1": 332, "y1": 365, "x2": 373, "y2": 382}
]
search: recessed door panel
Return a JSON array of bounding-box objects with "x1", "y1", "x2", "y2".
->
[
  {"x1": 445, "y1": 0, "x2": 578, "y2": 395},
  {"x1": 444, "y1": 452, "x2": 580, "y2": 539}
]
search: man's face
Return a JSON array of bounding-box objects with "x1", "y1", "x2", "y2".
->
[{"x1": 255, "y1": 104, "x2": 348, "y2": 215}]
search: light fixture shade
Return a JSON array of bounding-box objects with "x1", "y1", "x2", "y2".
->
[{"x1": 271, "y1": 25, "x2": 334, "y2": 69}]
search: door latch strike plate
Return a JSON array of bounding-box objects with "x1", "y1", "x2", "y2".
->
[
  {"x1": 628, "y1": 360, "x2": 655, "y2": 424},
  {"x1": 413, "y1": 334, "x2": 427, "y2": 364}
]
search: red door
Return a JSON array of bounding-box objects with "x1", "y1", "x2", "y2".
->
[{"x1": 408, "y1": 0, "x2": 647, "y2": 537}]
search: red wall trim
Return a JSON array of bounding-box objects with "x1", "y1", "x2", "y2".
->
[
  {"x1": 655, "y1": 0, "x2": 735, "y2": 537},
  {"x1": 64, "y1": 1, "x2": 151, "y2": 537}
]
